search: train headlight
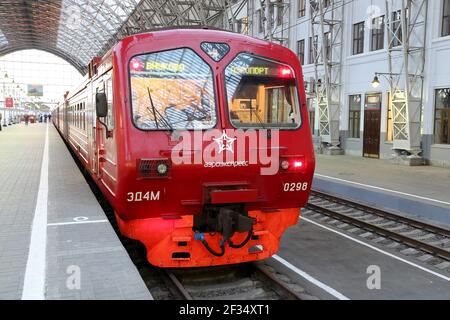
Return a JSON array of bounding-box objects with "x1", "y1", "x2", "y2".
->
[
  {"x1": 281, "y1": 160, "x2": 290, "y2": 170},
  {"x1": 156, "y1": 163, "x2": 168, "y2": 175},
  {"x1": 138, "y1": 159, "x2": 171, "y2": 178}
]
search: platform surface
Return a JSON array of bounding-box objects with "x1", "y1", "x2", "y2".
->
[
  {"x1": 313, "y1": 154, "x2": 450, "y2": 228},
  {"x1": 272, "y1": 215, "x2": 450, "y2": 300},
  {"x1": 0, "y1": 123, "x2": 152, "y2": 300}
]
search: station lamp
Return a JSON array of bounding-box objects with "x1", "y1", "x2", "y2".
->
[{"x1": 371, "y1": 75, "x2": 380, "y2": 88}]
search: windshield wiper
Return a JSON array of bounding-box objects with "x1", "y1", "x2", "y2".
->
[
  {"x1": 249, "y1": 106, "x2": 267, "y2": 130},
  {"x1": 147, "y1": 87, "x2": 174, "y2": 131}
]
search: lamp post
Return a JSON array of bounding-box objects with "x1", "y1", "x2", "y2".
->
[
  {"x1": 14, "y1": 84, "x2": 21, "y2": 124},
  {"x1": 371, "y1": 72, "x2": 397, "y2": 89},
  {"x1": 1, "y1": 72, "x2": 9, "y2": 127}
]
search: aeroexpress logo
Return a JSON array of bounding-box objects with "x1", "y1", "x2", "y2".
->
[
  {"x1": 213, "y1": 131, "x2": 236, "y2": 154},
  {"x1": 171, "y1": 129, "x2": 280, "y2": 175}
]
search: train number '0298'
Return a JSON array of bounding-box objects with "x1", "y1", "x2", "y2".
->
[
  {"x1": 283, "y1": 182, "x2": 308, "y2": 192},
  {"x1": 127, "y1": 191, "x2": 160, "y2": 202}
]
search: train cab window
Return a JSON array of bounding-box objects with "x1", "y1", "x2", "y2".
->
[
  {"x1": 129, "y1": 48, "x2": 216, "y2": 130},
  {"x1": 225, "y1": 53, "x2": 301, "y2": 129},
  {"x1": 106, "y1": 78, "x2": 114, "y2": 129}
]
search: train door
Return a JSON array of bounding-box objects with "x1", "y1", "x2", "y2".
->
[
  {"x1": 63, "y1": 101, "x2": 69, "y2": 138},
  {"x1": 99, "y1": 73, "x2": 117, "y2": 194},
  {"x1": 93, "y1": 80, "x2": 105, "y2": 176},
  {"x1": 363, "y1": 93, "x2": 382, "y2": 158}
]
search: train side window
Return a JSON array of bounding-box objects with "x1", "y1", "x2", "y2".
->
[
  {"x1": 106, "y1": 78, "x2": 114, "y2": 129},
  {"x1": 78, "y1": 104, "x2": 80, "y2": 128}
]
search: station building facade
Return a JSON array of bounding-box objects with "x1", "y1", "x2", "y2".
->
[{"x1": 233, "y1": 0, "x2": 450, "y2": 167}]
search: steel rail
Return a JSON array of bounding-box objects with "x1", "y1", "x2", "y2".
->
[
  {"x1": 311, "y1": 190, "x2": 450, "y2": 238},
  {"x1": 306, "y1": 198, "x2": 450, "y2": 261},
  {"x1": 165, "y1": 271, "x2": 193, "y2": 300},
  {"x1": 251, "y1": 264, "x2": 303, "y2": 300}
]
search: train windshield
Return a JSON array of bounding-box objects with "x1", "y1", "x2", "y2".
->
[
  {"x1": 225, "y1": 53, "x2": 300, "y2": 129},
  {"x1": 129, "y1": 48, "x2": 217, "y2": 130}
]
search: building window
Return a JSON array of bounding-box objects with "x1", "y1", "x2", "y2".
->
[
  {"x1": 297, "y1": 39, "x2": 305, "y2": 65},
  {"x1": 307, "y1": 98, "x2": 315, "y2": 134},
  {"x1": 298, "y1": 0, "x2": 305, "y2": 18},
  {"x1": 269, "y1": 4, "x2": 275, "y2": 26},
  {"x1": 257, "y1": 9, "x2": 263, "y2": 33},
  {"x1": 324, "y1": 32, "x2": 331, "y2": 62},
  {"x1": 391, "y1": 10, "x2": 402, "y2": 47},
  {"x1": 371, "y1": 16, "x2": 385, "y2": 51},
  {"x1": 435, "y1": 88, "x2": 450, "y2": 144},
  {"x1": 353, "y1": 22, "x2": 365, "y2": 55},
  {"x1": 349, "y1": 95, "x2": 361, "y2": 138},
  {"x1": 308, "y1": 36, "x2": 318, "y2": 64},
  {"x1": 276, "y1": 0, "x2": 283, "y2": 26},
  {"x1": 236, "y1": 19, "x2": 243, "y2": 33},
  {"x1": 443, "y1": 0, "x2": 450, "y2": 37}
]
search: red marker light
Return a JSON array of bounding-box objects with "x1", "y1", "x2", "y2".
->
[
  {"x1": 279, "y1": 67, "x2": 293, "y2": 78},
  {"x1": 293, "y1": 161, "x2": 303, "y2": 168},
  {"x1": 280, "y1": 157, "x2": 306, "y2": 172},
  {"x1": 130, "y1": 58, "x2": 144, "y2": 71}
]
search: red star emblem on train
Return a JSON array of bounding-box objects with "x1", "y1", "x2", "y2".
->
[{"x1": 213, "y1": 131, "x2": 237, "y2": 154}]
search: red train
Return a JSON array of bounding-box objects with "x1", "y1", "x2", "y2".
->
[{"x1": 53, "y1": 28, "x2": 315, "y2": 268}]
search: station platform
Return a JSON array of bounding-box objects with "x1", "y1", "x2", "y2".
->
[
  {"x1": 313, "y1": 154, "x2": 450, "y2": 228},
  {"x1": 0, "y1": 123, "x2": 152, "y2": 300}
]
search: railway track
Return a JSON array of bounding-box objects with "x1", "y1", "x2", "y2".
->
[
  {"x1": 163, "y1": 263, "x2": 306, "y2": 300},
  {"x1": 305, "y1": 190, "x2": 450, "y2": 271}
]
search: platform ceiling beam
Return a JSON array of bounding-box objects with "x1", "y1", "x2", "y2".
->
[{"x1": 0, "y1": 0, "x2": 239, "y2": 75}]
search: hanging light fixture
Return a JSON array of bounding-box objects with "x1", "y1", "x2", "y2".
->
[{"x1": 371, "y1": 75, "x2": 380, "y2": 88}]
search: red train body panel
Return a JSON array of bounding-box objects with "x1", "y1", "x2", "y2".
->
[{"x1": 53, "y1": 29, "x2": 315, "y2": 267}]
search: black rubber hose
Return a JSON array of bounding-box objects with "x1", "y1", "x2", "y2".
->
[
  {"x1": 201, "y1": 239, "x2": 225, "y2": 257},
  {"x1": 229, "y1": 229, "x2": 253, "y2": 249}
]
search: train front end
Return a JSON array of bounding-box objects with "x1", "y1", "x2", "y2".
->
[{"x1": 114, "y1": 30, "x2": 315, "y2": 267}]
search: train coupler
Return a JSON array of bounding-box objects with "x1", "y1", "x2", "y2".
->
[
  {"x1": 194, "y1": 205, "x2": 255, "y2": 242},
  {"x1": 194, "y1": 206, "x2": 255, "y2": 257}
]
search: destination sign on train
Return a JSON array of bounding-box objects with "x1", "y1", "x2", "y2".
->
[
  {"x1": 230, "y1": 66, "x2": 269, "y2": 76},
  {"x1": 145, "y1": 61, "x2": 185, "y2": 72}
]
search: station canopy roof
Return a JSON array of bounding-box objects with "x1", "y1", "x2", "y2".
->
[{"x1": 0, "y1": 0, "x2": 228, "y2": 74}]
